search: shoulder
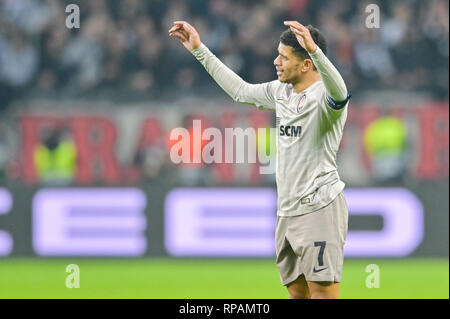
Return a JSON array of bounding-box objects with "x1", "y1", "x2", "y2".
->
[
  {"x1": 269, "y1": 80, "x2": 292, "y2": 99},
  {"x1": 270, "y1": 80, "x2": 289, "y2": 91},
  {"x1": 300, "y1": 81, "x2": 326, "y2": 102},
  {"x1": 313, "y1": 80, "x2": 327, "y2": 94}
]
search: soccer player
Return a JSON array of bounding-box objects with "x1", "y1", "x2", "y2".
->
[{"x1": 169, "y1": 20, "x2": 350, "y2": 299}]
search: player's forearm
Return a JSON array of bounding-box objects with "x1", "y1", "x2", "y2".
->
[
  {"x1": 309, "y1": 47, "x2": 348, "y2": 102},
  {"x1": 190, "y1": 43, "x2": 247, "y2": 102}
]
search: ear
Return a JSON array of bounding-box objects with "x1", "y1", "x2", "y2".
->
[{"x1": 301, "y1": 58, "x2": 314, "y2": 72}]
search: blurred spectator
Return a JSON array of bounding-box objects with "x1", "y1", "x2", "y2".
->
[
  {"x1": 59, "y1": 13, "x2": 110, "y2": 92},
  {"x1": 363, "y1": 116, "x2": 408, "y2": 184},
  {"x1": 381, "y1": 2, "x2": 412, "y2": 48},
  {"x1": 33, "y1": 127, "x2": 76, "y2": 185},
  {"x1": 0, "y1": 31, "x2": 38, "y2": 87},
  {"x1": 133, "y1": 140, "x2": 167, "y2": 180},
  {"x1": 2, "y1": 0, "x2": 56, "y2": 35}
]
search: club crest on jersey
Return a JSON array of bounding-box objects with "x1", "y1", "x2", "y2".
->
[{"x1": 297, "y1": 94, "x2": 307, "y2": 113}]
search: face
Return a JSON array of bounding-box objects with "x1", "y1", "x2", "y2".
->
[{"x1": 273, "y1": 43, "x2": 312, "y2": 84}]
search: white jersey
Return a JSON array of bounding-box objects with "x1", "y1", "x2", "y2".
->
[
  {"x1": 266, "y1": 79, "x2": 346, "y2": 216},
  {"x1": 191, "y1": 44, "x2": 349, "y2": 216}
]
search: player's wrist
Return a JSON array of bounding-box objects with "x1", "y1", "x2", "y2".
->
[
  {"x1": 190, "y1": 42, "x2": 204, "y2": 53},
  {"x1": 308, "y1": 44, "x2": 319, "y2": 55}
]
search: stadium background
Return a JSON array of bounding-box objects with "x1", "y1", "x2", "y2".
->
[{"x1": 0, "y1": 0, "x2": 448, "y2": 298}]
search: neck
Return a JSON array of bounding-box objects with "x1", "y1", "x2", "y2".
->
[{"x1": 292, "y1": 72, "x2": 321, "y2": 93}]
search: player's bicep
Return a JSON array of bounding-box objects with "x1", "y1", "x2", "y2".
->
[
  {"x1": 324, "y1": 91, "x2": 351, "y2": 116},
  {"x1": 319, "y1": 92, "x2": 349, "y2": 123},
  {"x1": 326, "y1": 93, "x2": 351, "y2": 111}
]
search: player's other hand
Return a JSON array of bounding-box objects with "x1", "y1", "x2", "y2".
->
[
  {"x1": 284, "y1": 21, "x2": 317, "y2": 54},
  {"x1": 168, "y1": 21, "x2": 201, "y2": 52}
]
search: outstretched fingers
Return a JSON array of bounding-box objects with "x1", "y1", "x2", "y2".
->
[
  {"x1": 170, "y1": 21, "x2": 197, "y2": 36},
  {"x1": 174, "y1": 21, "x2": 194, "y2": 29},
  {"x1": 182, "y1": 22, "x2": 196, "y2": 34},
  {"x1": 284, "y1": 20, "x2": 307, "y2": 33},
  {"x1": 291, "y1": 27, "x2": 305, "y2": 38},
  {"x1": 169, "y1": 20, "x2": 200, "y2": 50},
  {"x1": 284, "y1": 20, "x2": 305, "y2": 28},
  {"x1": 169, "y1": 24, "x2": 181, "y2": 33}
]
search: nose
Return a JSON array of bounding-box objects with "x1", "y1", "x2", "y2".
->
[{"x1": 274, "y1": 56, "x2": 280, "y2": 66}]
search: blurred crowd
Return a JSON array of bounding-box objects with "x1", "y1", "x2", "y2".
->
[{"x1": 0, "y1": 0, "x2": 448, "y2": 110}]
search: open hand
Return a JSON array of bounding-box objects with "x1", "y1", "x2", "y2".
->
[
  {"x1": 284, "y1": 21, "x2": 317, "y2": 54},
  {"x1": 169, "y1": 21, "x2": 201, "y2": 52}
]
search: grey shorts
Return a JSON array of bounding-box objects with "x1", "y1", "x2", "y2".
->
[{"x1": 275, "y1": 191, "x2": 348, "y2": 286}]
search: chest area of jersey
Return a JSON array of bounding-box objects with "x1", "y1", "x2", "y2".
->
[{"x1": 275, "y1": 92, "x2": 320, "y2": 137}]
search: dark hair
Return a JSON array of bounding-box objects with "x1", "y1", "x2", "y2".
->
[{"x1": 280, "y1": 25, "x2": 327, "y2": 69}]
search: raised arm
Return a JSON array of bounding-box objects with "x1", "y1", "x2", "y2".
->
[
  {"x1": 284, "y1": 21, "x2": 350, "y2": 109},
  {"x1": 169, "y1": 21, "x2": 276, "y2": 110}
]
